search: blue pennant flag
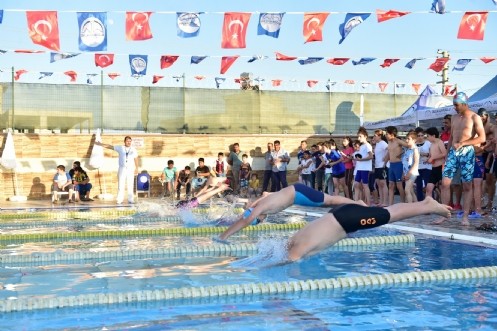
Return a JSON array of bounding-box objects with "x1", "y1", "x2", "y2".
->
[
  {"x1": 405, "y1": 58, "x2": 424, "y2": 69},
  {"x1": 177, "y1": 12, "x2": 202, "y2": 38},
  {"x1": 0, "y1": 10, "x2": 3, "y2": 24},
  {"x1": 50, "y1": 52, "x2": 80, "y2": 63},
  {"x1": 38, "y1": 72, "x2": 53, "y2": 79},
  {"x1": 0, "y1": 50, "x2": 7, "y2": 54},
  {"x1": 298, "y1": 57, "x2": 324, "y2": 65},
  {"x1": 453, "y1": 59, "x2": 472, "y2": 71},
  {"x1": 352, "y1": 57, "x2": 376, "y2": 65},
  {"x1": 77, "y1": 12, "x2": 107, "y2": 51},
  {"x1": 191, "y1": 56, "x2": 207, "y2": 64},
  {"x1": 87, "y1": 73, "x2": 98, "y2": 84},
  {"x1": 247, "y1": 55, "x2": 268, "y2": 63},
  {"x1": 215, "y1": 77, "x2": 226, "y2": 89},
  {"x1": 129, "y1": 55, "x2": 148, "y2": 77},
  {"x1": 257, "y1": 13, "x2": 284, "y2": 38},
  {"x1": 339, "y1": 13, "x2": 370, "y2": 44},
  {"x1": 431, "y1": 0, "x2": 446, "y2": 14}
]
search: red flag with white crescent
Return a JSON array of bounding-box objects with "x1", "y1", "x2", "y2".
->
[
  {"x1": 108, "y1": 73, "x2": 120, "y2": 80},
  {"x1": 64, "y1": 71, "x2": 77, "y2": 82},
  {"x1": 307, "y1": 80, "x2": 318, "y2": 87},
  {"x1": 428, "y1": 57, "x2": 449, "y2": 72},
  {"x1": 26, "y1": 11, "x2": 60, "y2": 51},
  {"x1": 376, "y1": 9, "x2": 410, "y2": 23},
  {"x1": 272, "y1": 80, "x2": 282, "y2": 87},
  {"x1": 380, "y1": 58, "x2": 400, "y2": 68},
  {"x1": 221, "y1": 12, "x2": 251, "y2": 49},
  {"x1": 275, "y1": 52, "x2": 297, "y2": 61},
  {"x1": 327, "y1": 58, "x2": 350, "y2": 65},
  {"x1": 457, "y1": 11, "x2": 488, "y2": 40},
  {"x1": 160, "y1": 55, "x2": 179, "y2": 69},
  {"x1": 14, "y1": 70, "x2": 28, "y2": 81},
  {"x1": 95, "y1": 53, "x2": 114, "y2": 68},
  {"x1": 152, "y1": 75, "x2": 163, "y2": 84},
  {"x1": 220, "y1": 56, "x2": 239, "y2": 74},
  {"x1": 480, "y1": 57, "x2": 496, "y2": 64},
  {"x1": 303, "y1": 12, "x2": 329, "y2": 43},
  {"x1": 126, "y1": 12, "x2": 153, "y2": 40}
]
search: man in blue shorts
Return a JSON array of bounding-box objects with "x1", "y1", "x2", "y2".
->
[{"x1": 217, "y1": 183, "x2": 365, "y2": 241}]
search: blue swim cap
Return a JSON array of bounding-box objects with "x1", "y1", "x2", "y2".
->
[{"x1": 453, "y1": 92, "x2": 468, "y2": 105}]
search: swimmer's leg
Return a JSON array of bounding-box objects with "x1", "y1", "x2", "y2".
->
[{"x1": 386, "y1": 196, "x2": 451, "y2": 222}]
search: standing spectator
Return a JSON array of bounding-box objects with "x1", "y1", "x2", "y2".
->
[
  {"x1": 354, "y1": 128, "x2": 373, "y2": 206},
  {"x1": 425, "y1": 127, "x2": 446, "y2": 200},
  {"x1": 213, "y1": 152, "x2": 227, "y2": 177},
  {"x1": 312, "y1": 143, "x2": 325, "y2": 191},
  {"x1": 228, "y1": 143, "x2": 244, "y2": 193},
  {"x1": 176, "y1": 166, "x2": 192, "y2": 199},
  {"x1": 402, "y1": 131, "x2": 420, "y2": 203},
  {"x1": 270, "y1": 140, "x2": 290, "y2": 191},
  {"x1": 328, "y1": 139, "x2": 348, "y2": 197},
  {"x1": 415, "y1": 128, "x2": 432, "y2": 201},
  {"x1": 297, "y1": 140, "x2": 309, "y2": 183},
  {"x1": 262, "y1": 142, "x2": 274, "y2": 192},
  {"x1": 373, "y1": 130, "x2": 388, "y2": 206},
  {"x1": 192, "y1": 158, "x2": 211, "y2": 196},
  {"x1": 321, "y1": 142, "x2": 335, "y2": 195},
  {"x1": 239, "y1": 154, "x2": 252, "y2": 197},
  {"x1": 341, "y1": 137, "x2": 355, "y2": 198},
  {"x1": 385, "y1": 126, "x2": 407, "y2": 205},
  {"x1": 297, "y1": 150, "x2": 313, "y2": 187},
  {"x1": 73, "y1": 166, "x2": 93, "y2": 201},
  {"x1": 96, "y1": 136, "x2": 138, "y2": 204},
  {"x1": 160, "y1": 160, "x2": 177, "y2": 197},
  {"x1": 52, "y1": 165, "x2": 75, "y2": 203}
]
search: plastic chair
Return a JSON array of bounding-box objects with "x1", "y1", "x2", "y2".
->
[{"x1": 136, "y1": 173, "x2": 151, "y2": 198}]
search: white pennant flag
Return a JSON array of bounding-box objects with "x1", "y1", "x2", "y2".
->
[
  {"x1": 89, "y1": 129, "x2": 105, "y2": 169},
  {"x1": 0, "y1": 131, "x2": 18, "y2": 170}
]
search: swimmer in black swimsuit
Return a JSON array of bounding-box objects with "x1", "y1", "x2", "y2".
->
[
  {"x1": 286, "y1": 196, "x2": 452, "y2": 261},
  {"x1": 217, "y1": 184, "x2": 365, "y2": 241}
]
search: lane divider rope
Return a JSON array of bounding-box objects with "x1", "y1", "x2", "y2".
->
[
  {"x1": 0, "y1": 217, "x2": 184, "y2": 229},
  {"x1": 0, "y1": 234, "x2": 415, "y2": 266},
  {"x1": 1, "y1": 265, "x2": 495, "y2": 313}
]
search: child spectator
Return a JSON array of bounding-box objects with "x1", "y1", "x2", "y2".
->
[
  {"x1": 73, "y1": 166, "x2": 93, "y2": 201},
  {"x1": 297, "y1": 150, "x2": 313, "y2": 187},
  {"x1": 176, "y1": 166, "x2": 192, "y2": 199},
  {"x1": 213, "y1": 152, "x2": 227, "y2": 177},
  {"x1": 52, "y1": 165, "x2": 75, "y2": 203},
  {"x1": 402, "y1": 131, "x2": 420, "y2": 203},
  {"x1": 341, "y1": 137, "x2": 355, "y2": 198},
  {"x1": 328, "y1": 139, "x2": 349, "y2": 198},
  {"x1": 192, "y1": 158, "x2": 211, "y2": 195},
  {"x1": 239, "y1": 154, "x2": 252, "y2": 197},
  {"x1": 160, "y1": 160, "x2": 177, "y2": 197},
  {"x1": 248, "y1": 173, "x2": 262, "y2": 198}
]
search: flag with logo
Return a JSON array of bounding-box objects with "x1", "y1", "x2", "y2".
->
[
  {"x1": 177, "y1": 12, "x2": 202, "y2": 38},
  {"x1": 352, "y1": 57, "x2": 376, "y2": 65},
  {"x1": 220, "y1": 56, "x2": 239, "y2": 74},
  {"x1": 191, "y1": 56, "x2": 207, "y2": 64},
  {"x1": 428, "y1": 57, "x2": 449, "y2": 72},
  {"x1": 221, "y1": 12, "x2": 251, "y2": 48},
  {"x1": 453, "y1": 59, "x2": 471, "y2": 71},
  {"x1": 247, "y1": 55, "x2": 268, "y2": 63},
  {"x1": 152, "y1": 75, "x2": 163, "y2": 84},
  {"x1": 327, "y1": 58, "x2": 350, "y2": 65},
  {"x1": 86, "y1": 73, "x2": 98, "y2": 84},
  {"x1": 376, "y1": 9, "x2": 410, "y2": 23},
  {"x1": 50, "y1": 52, "x2": 80, "y2": 63},
  {"x1": 95, "y1": 53, "x2": 114, "y2": 67},
  {"x1": 298, "y1": 57, "x2": 324, "y2": 65},
  {"x1": 257, "y1": 13, "x2": 284, "y2": 38},
  {"x1": 77, "y1": 12, "x2": 107, "y2": 51},
  {"x1": 215, "y1": 77, "x2": 226, "y2": 88},
  {"x1": 457, "y1": 12, "x2": 488, "y2": 40},
  {"x1": 303, "y1": 12, "x2": 329, "y2": 43},
  {"x1": 339, "y1": 13, "x2": 370, "y2": 44},
  {"x1": 405, "y1": 58, "x2": 424, "y2": 69},
  {"x1": 126, "y1": 12, "x2": 153, "y2": 40},
  {"x1": 160, "y1": 55, "x2": 179, "y2": 69},
  {"x1": 275, "y1": 52, "x2": 297, "y2": 61},
  {"x1": 26, "y1": 11, "x2": 60, "y2": 51},
  {"x1": 129, "y1": 55, "x2": 148, "y2": 76},
  {"x1": 380, "y1": 58, "x2": 399, "y2": 68},
  {"x1": 64, "y1": 71, "x2": 77, "y2": 82},
  {"x1": 431, "y1": 0, "x2": 446, "y2": 14}
]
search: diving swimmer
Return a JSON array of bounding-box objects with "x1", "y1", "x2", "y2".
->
[{"x1": 176, "y1": 183, "x2": 230, "y2": 209}]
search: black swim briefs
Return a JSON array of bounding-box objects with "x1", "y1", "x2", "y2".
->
[{"x1": 330, "y1": 204, "x2": 391, "y2": 233}]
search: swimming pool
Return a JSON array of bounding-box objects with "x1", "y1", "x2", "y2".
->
[{"x1": 0, "y1": 207, "x2": 496, "y2": 330}]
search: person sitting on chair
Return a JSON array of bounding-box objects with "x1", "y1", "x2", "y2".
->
[
  {"x1": 52, "y1": 165, "x2": 75, "y2": 203},
  {"x1": 160, "y1": 160, "x2": 177, "y2": 197}
]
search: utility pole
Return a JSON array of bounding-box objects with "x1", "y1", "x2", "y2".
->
[{"x1": 436, "y1": 49, "x2": 450, "y2": 95}]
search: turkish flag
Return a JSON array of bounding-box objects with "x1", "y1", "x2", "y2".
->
[
  {"x1": 152, "y1": 75, "x2": 163, "y2": 84},
  {"x1": 411, "y1": 83, "x2": 421, "y2": 94},
  {"x1": 221, "y1": 12, "x2": 251, "y2": 48},
  {"x1": 14, "y1": 70, "x2": 28, "y2": 81},
  {"x1": 327, "y1": 58, "x2": 350, "y2": 65},
  {"x1": 160, "y1": 55, "x2": 179, "y2": 69},
  {"x1": 95, "y1": 53, "x2": 114, "y2": 68},
  {"x1": 194, "y1": 75, "x2": 205, "y2": 80},
  {"x1": 378, "y1": 82, "x2": 388, "y2": 92},
  {"x1": 480, "y1": 57, "x2": 496, "y2": 64},
  {"x1": 344, "y1": 80, "x2": 355, "y2": 84},
  {"x1": 275, "y1": 52, "x2": 297, "y2": 61},
  {"x1": 457, "y1": 12, "x2": 488, "y2": 40},
  {"x1": 220, "y1": 56, "x2": 239, "y2": 74},
  {"x1": 303, "y1": 12, "x2": 329, "y2": 43},
  {"x1": 272, "y1": 79, "x2": 282, "y2": 87},
  {"x1": 26, "y1": 11, "x2": 60, "y2": 51},
  {"x1": 14, "y1": 50, "x2": 45, "y2": 53},
  {"x1": 376, "y1": 9, "x2": 410, "y2": 23},
  {"x1": 307, "y1": 80, "x2": 318, "y2": 88},
  {"x1": 108, "y1": 73, "x2": 120, "y2": 80},
  {"x1": 428, "y1": 57, "x2": 449, "y2": 72},
  {"x1": 126, "y1": 12, "x2": 153, "y2": 40},
  {"x1": 444, "y1": 85, "x2": 457, "y2": 96},
  {"x1": 380, "y1": 58, "x2": 400, "y2": 68},
  {"x1": 64, "y1": 71, "x2": 77, "y2": 82}
]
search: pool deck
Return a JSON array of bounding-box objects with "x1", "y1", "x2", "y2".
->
[{"x1": 1, "y1": 197, "x2": 497, "y2": 247}]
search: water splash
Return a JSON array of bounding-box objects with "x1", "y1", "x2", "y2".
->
[{"x1": 231, "y1": 236, "x2": 290, "y2": 269}]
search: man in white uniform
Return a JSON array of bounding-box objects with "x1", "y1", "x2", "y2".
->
[{"x1": 96, "y1": 136, "x2": 139, "y2": 204}]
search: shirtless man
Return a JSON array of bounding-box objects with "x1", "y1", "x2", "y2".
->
[
  {"x1": 425, "y1": 127, "x2": 447, "y2": 199},
  {"x1": 384, "y1": 126, "x2": 408, "y2": 205},
  {"x1": 217, "y1": 183, "x2": 366, "y2": 241},
  {"x1": 434, "y1": 92, "x2": 486, "y2": 226},
  {"x1": 479, "y1": 108, "x2": 496, "y2": 209}
]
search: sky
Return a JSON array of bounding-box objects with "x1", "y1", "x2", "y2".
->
[{"x1": 0, "y1": 0, "x2": 496, "y2": 95}]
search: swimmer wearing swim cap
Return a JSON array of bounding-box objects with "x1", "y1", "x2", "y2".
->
[{"x1": 453, "y1": 92, "x2": 468, "y2": 105}]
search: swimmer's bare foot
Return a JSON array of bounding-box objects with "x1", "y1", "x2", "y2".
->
[
  {"x1": 423, "y1": 196, "x2": 452, "y2": 221},
  {"x1": 461, "y1": 217, "x2": 470, "y2": 226},
  {"x1": 358, "y1": 200, "x2": 367, "y2": 207}
]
